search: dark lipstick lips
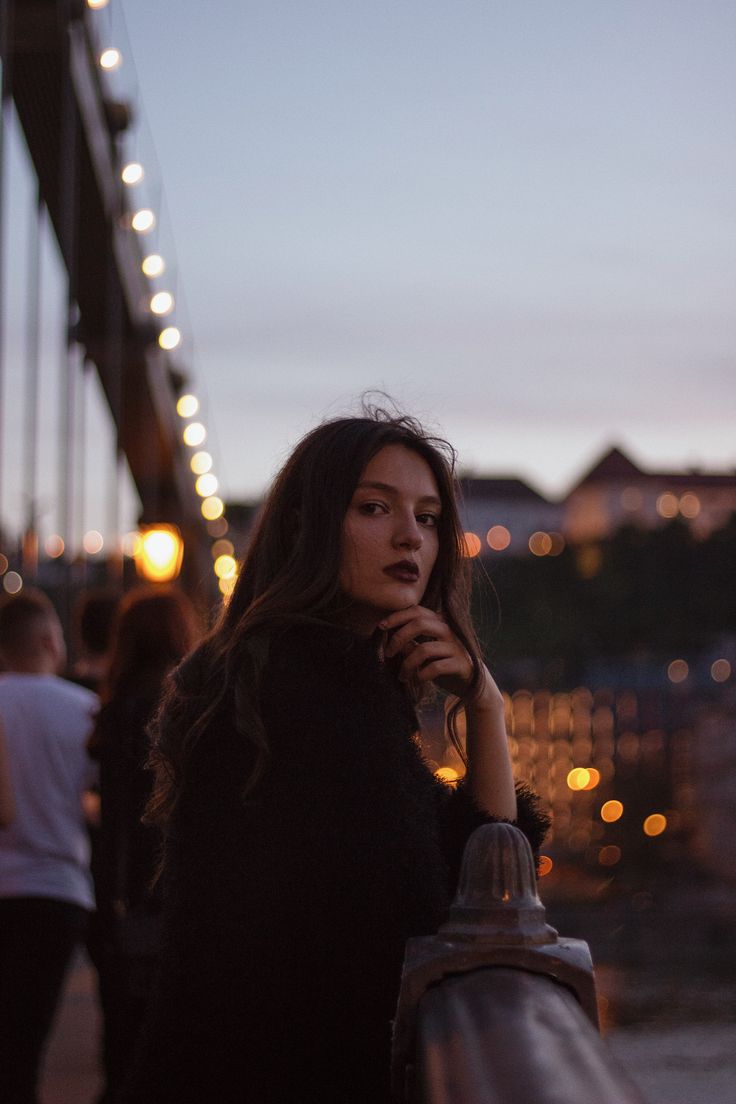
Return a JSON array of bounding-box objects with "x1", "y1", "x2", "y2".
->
[{"x1": 383, "y1": 561, "x2": 419, "y2": 580}]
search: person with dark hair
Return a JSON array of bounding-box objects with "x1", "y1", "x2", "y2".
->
[
  {"x1": 88, "y1": 586, "x2": 200, "y2": 1104},
  {"x1": 0, "y1": 589, "x2": 98, "y2": 1104},
  {"x1": 69, "y1": 588, "x2": 120, "y2": 693},
  {"x1": 123, "y1": 408, "x2": 549, "y2": 1104}
]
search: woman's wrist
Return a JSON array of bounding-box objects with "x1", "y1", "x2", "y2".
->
[{"x1": 464, "y1": 666, "x2": 505, "y2": 715}]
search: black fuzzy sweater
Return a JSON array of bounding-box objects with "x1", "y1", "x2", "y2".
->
[{"x1": 123, "y1": 624, "x2": 548, "y2": 1104}]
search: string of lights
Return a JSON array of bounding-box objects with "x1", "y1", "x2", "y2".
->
[{"x1": 85, "y1": 0, "x2": 238, "y2": 599}]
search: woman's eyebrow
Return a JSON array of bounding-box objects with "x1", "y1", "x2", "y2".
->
[{"x1": 355, "y1": 481, "x2": 442, "y2": 508}]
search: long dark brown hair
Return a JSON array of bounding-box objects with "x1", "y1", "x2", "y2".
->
[
  {"x1": 146, "y1": 407, "x2": 484, "y2": 835},
  {"x1": 88, "y1": 587, "x2": 199, "y2": 753}
]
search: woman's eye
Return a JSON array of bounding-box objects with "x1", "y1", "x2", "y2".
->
[
  {"x1": 417, "y1": 513, "x2": 439, "y2": 527},
  {"x1": 358, "y1": 501, "x2": 386, "y2": 516}
]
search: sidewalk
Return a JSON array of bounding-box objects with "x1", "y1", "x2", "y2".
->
[{"x1": 41, "y1": 952, "x2": 102, "y2": 1104}]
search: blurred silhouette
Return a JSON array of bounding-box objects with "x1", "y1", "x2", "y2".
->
[
  {"x1": 0, "y1": 589, "x2": 98, "y2": 1104},
  {"x1": 87, "y1": 586, "x2": 199, "y2": 1104},
  {"x1": 69, "y1": 589, "x2": 120, "y2": 694}
]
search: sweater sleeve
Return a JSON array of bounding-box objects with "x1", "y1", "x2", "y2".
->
[{"x1": 436, "y1": 776, "x2": 551, "y2": 887}]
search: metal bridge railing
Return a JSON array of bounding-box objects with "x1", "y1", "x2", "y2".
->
[{"x1": 392, "y1": 822, "x2": 647, "y2": 1104}]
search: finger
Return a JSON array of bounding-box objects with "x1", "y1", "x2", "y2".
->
[
  {"x1": 378, "y1": 606, "x2": 435, "y2": 632},
  {"x1": 398, "y1": 639, "x2": 456, "y2": 680},
  {"x1": 384, "y1": 615, "x2": 452, "y2": 658},
  {"x1": 414, "y1": 656, "x2": 472, "y2": 689}
]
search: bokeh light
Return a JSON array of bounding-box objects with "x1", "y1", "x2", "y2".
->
[
  {"x1": 211, "y1": 539, "x2": 234, "y2": 559},
  {"x1": 135, "y1": 526, "x2": 183, "y2": 583},
  {"x1": 3, "y1": 572, "x2": 23, "y2": 594},
  {"x1": 679, "y1": 492, "x2": 700, "y2": 518},
  {"x1": 461, "y1": 532, "x2": 481, "y2": 558},
  {"x1": 150, "y1": 291, "x2": 174, "y2": 315},
  {"x1": 529, "y1": 531, "x2": 553, "y2": 556},
  {"x1": 201, "y1": 496, "x2": 224, "y2": 521},
  {"x1": 600, "y1": 800, "x2": 624, "y2": 823},
  {"x1": 214, "y1": 554, "x2": 237, "y2": 580},
  {"x1": 99, "y1": 48, "x2": 122, "y2": 70},
  {"x1": 207, "y1": 517, "x2": 228, "y2": 538},
  {"x1": 122, "y1": 532, "x2": 142, "y2": 558},
  {"x1": 183, "y1": 422, "x2": 206, "y2": 447},
  {"x1": 44, "y1": 534, "x2": 65, "y2": 558},
  {"x1": 667, "y1": 659, "x2": 689, "y2": 683},
  {"x1": 190, "y1": 451, "x2": 212, "y2": 475},
  {"x1": 219, "y1": 576, "x2": 236, "y2": 598},
  {"x1": 643, "y1": 814, "x2": 667, "y2": 837},
  {"x1": 131, "y1": 208, "x2": 155, "y2": 233},
  {"x1": 121, "y1": 162, "x2": 144, "y2": 185},
  {"x1": 598, "y1": 845, "x2": 621, "y2": 866},
  {"x1": 486, "y1": 525, "x2": 511, "y2": 551},
  {"x1": 656, "y1": 492, "x2": 679, "y2": 518},
  {"x1": 567, "y1": 767, "x2": 591, "y2": 791},
  {"x1": 158, "y1": 326, "x2": 181, "y2": 350},
  {"x1": 176, "y1": 394, "x2": 199, "y2": 418},
  {"x1": 537, "y1": 855, "x2": 553, "y2": 877},
  {"x1": 142, "y1": 254, "x2": 165, "y2": 278},
  {"x1": 711, "y1": 659, "x2": 731, "y2": 682},
  {"x1": 195, "y1": 473, "x2": 218, "y2": 498},
  {"x1": 435, "y1": 766, "x2": 460, "y2": 786},
  {"x1": 82, "y1": 530, "x2": 104, "y2": 555},
  {"x1": 0, "y1": 553, "x2": 8, "y2": 574}
]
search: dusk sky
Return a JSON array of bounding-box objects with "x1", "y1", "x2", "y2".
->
[{"x1": 114, "y1": 1, "x2": 735, "y2": 501}]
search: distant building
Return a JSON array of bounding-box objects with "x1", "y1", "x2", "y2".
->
[
  {"x1": 563, "y1": 446, "x2": 736, "y2": 543},
  {"x1": 458, "y1": 476, "x2": 564, "y2": 556},
  {"x1": 223, "y1": 446, "x2": 736, "y2": 566}
]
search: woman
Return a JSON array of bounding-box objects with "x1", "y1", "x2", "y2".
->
[
  {"x1": 124, "y1": 410, "x2": 549, "y2": 1104},
  {"x1": 88, "y1": 587, "x2": 199, "y2": 1103}
]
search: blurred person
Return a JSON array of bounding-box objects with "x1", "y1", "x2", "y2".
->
[
  {"x1": 87, "y1": 586, "x2": 199, "y2": 1104},
  {"x1": 0, "y1": 589, "x2": 98, "y2": 1104},
  {"x1": 69, "y1": 588, "x2": 120, "y2": 693},
  {"x1": 121, "y1": 408, "x2": 549, "y2": 1104},
  {"x1": 66, "y1": 587, "x2": 120, "y2": 1071}
]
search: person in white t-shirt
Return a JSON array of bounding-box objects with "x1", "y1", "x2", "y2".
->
[{"x1": 0, "y1": 588, "x2": 98, "y2": 1104}]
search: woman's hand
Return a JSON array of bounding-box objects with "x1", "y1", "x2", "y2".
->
[
  {"x1": 381, "y1": 606, "x2": 516, "y2": 819},
  {"x1": 379, "y1": 606, "x2": 503, "y2": 710}
]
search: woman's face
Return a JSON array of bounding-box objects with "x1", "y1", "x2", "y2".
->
[{"x1": 339, "y1": 444, "x2": 441, "y2": 634}]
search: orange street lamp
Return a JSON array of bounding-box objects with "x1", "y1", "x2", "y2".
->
[{"x1": 135, "y1": 524, "x2": 184, "y2": 583}]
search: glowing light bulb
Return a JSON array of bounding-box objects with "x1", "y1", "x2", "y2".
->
[
  {"x1": 99, "y1": 48, "x2": 122, "y2": 70},
  {"x1": 183, "y1": 423, "x2": 206, "y2": 447},
  {"x1": 190, "y1": 451, "x2": 212, "y2": 475},
  {"x1": 177, "y1": 394, "x2": 199, "y2": 418},
  {"x1": 150, "y1": 291, "x2": 174, "y2": 316},
  {"x1": 131, "y1": 209, "x2": 155, "y2": 233},
  {"x1": 121, "y1": 162, "x2": 144, "y2": 185},
  {"x1": 214, "y1": 554, "x2": 237, "y2": 580},
  {"x1": 142, "y1": 254, "x2": 165, "y2": 278},
  {"x1": 87, "y1": 0, "x2": 110, "y2": 9},
  {"x1": 195, "y1": 473, "x2": 218, "y2": 498},
  {"x1": 201, "y1": 496, "x2": 224, "y2": 521},
  {"x1": 158, "y1": 326, "x2": 181, "y2": 350},
  {"x1": 135, "y1": 525, "x2": 183, "y2": 583}
]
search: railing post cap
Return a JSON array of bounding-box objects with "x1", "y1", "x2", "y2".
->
[{"x1": 440, "y1": 822, "x2": 557, "y2": 945}]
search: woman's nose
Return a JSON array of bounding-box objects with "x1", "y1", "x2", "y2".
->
[{"x1": 393, "y1": 514, "x2": 422, "y2": 550}]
